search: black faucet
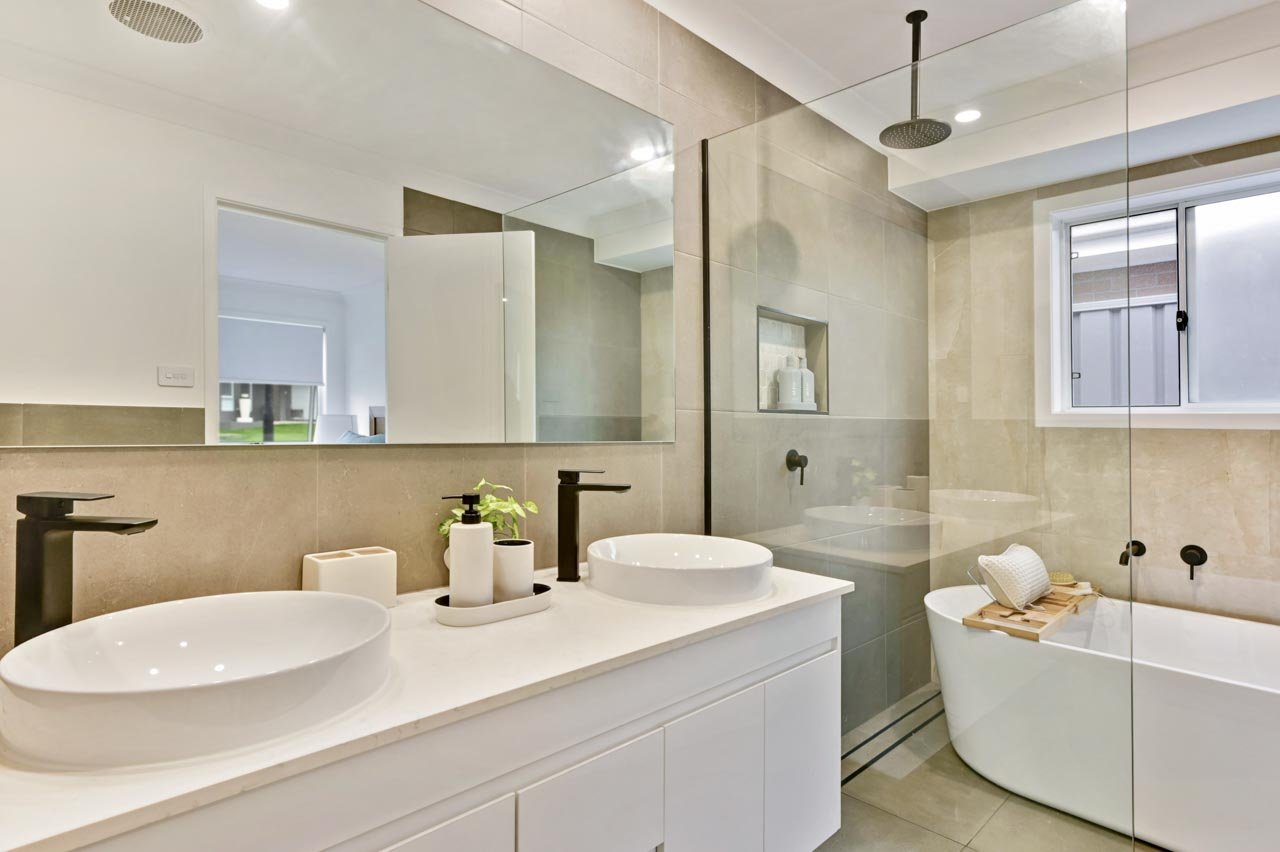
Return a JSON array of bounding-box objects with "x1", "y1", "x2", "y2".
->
[
  {"x1": 14, "y1": 492, "x2": 158, "y2": 646},
  {"x1": 557, "y1": 470, "x2": 630, "y2": 582}
]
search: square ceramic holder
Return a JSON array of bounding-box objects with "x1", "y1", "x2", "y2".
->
[
  {"x1": 434, "y1": 583, "x2": 551, "y2": 627},
  {"x1": 302, "y1": 547, "x2": 398, "y2": 607}
]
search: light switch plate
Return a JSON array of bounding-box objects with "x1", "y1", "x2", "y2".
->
[{"x1": 157, "y1": 365, "x2": 195, "y2": 388}]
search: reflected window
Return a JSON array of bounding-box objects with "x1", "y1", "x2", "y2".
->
[{"x1": 219, "y1": 382, "x2": 317, "y2": 443}]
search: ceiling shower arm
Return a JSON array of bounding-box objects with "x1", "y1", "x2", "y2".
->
[{"x1": 908, "y1": 10, "x2": 927, "y2": 121}]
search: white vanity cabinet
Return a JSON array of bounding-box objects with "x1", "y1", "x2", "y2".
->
[
  {"x1": 664, "y1": 685, "x2": 766, "y2": 852},
  {"x1": 80, "y1": 596, "x2": 844, "y2": 852},
  {"x1": 380, "y1": 795, "x2": 514, "y2": 852},
  {"x1": 518, "y1": 730, "x2": 664, "y2": 852}
]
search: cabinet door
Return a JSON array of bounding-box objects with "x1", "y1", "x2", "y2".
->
[
  {"x1": 664, "y1": 685, "x2": 765, "y2": 852},
  {"x1": 765, "y1": 652, "x2": 841, "y2": 852},
  {"x1": 517, "y1": 729, "x2": 664, "y2": 852},
  {"x1": 383, "y1": 794, "x2": 514, "y2": 852}
]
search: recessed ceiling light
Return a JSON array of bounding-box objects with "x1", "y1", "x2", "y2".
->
[
  {"x1": 630, "y1": 144, "x2": 657, "y2": 162},
  {"x1": 256, "y1": 0, "x2": 289, "y2": 9},
  {"x1": 955, "y1": 109, "x2": 982, "y2": 124}
]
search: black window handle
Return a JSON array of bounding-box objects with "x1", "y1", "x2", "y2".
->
[
  {"x1": 786, "y1": 449, "x2": 809, "y2": 485},
  {"x1": 1176, "y1": 310, "x2": 1189, "y2": 332}
]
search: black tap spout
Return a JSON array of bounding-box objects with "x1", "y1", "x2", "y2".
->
[
  {"x1": 14, "y1": 493, "x2": 157, "y2": 646},
  {"x1": 557, "y1": 470, "x2": 631, "y2": 582}
]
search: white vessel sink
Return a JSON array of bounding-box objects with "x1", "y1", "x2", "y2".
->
[
  {"x1": 0, "y1": 591, "x2": 391, "y2": 767},
  {"x1": 587, "y1": 534, "x2": 773, "y2": 605},
  {"x1": 804, "y1": 505, "x2": 940, "y2": 552}
]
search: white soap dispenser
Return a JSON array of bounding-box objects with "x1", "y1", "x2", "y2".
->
[{"x1": 443, "y1": 492, "x2": 493, "y2": 607}]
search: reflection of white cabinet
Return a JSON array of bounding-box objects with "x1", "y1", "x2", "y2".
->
[
  {"x1": 518, "y1": 730, "x2": 664, "y2": 852},
  {"x1": 765, "y1": 652, "x2": 841, "y2": 852},
  {"x1": 665, "y1": 686, "x2": 765, "y2": 852},
  {"x1": 380, "y1": 795, "x2": 513, "y2": 852}
]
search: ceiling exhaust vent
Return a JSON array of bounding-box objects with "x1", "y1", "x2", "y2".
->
[{"x1": 108, "y1": 0, "x2": 204, "y2": 44}]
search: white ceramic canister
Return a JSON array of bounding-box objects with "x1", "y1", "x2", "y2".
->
[{"x1": 493, "y1": 539, "x2": 535, "y2": 602}]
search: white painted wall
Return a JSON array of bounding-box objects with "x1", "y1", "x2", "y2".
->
[{"x1": 0, "y1": 74, "x2": 400, "y2": 413}]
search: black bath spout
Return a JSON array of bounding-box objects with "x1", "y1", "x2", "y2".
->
[
  {"x1": 557, "y1": 470, "x2": 630, "y2": 582},
  {"x1": 14, "y1": 492, "x2": 158, "y2": 646}
]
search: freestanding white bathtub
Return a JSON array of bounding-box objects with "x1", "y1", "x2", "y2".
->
[{"x1": 927, "y1": 585, "x2": 1280, "y2": 852}]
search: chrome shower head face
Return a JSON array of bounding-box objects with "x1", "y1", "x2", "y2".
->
[{"x1": 879, "y1": 117, "x2": 952, "y2": 149}]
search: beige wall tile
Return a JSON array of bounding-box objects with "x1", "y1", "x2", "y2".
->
[
  {"x1": 523, "y1": 0, "x2": 659, "y2": 79},
  {"x1": 0, "y1": 405, "x2": 22, "y2": 446},
  {"x1": 708, "y1": 262, "x2": 758, "y2": 414},
  {"x1": 19, "y1": 404, "x2": 204, "y2": 447},
  {"x1": 660, "y1": 85, "x2": 745, "y2": 153},
  {"x1": 523, "y1": 443, "x2": 663, "y2": 564},
  {"x1": 658, "y1": 16, "x2": 755, "y2": 127},
  {"x1": 316, "y1": 445, "x2": 525, "y2": 594},
  {"x1": 0, "y1": 447, "x2": 318, "y2": 654},
  {"x1": 521, "y1": 15, "x2": 661, "y2": 113},
  {"x1": 672, "y1": 146, "x2": 703, "y2": 258},
  {"x1": 420, "y1": 0, "x2": 523, "y2": 47},
  {"x1": 709, "y1": 412, "x2": 758, "y2": 537}
]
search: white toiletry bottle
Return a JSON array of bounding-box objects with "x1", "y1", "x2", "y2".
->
[
  {"x1": 777, "y1": 355, "x2": 803, "y2": 406},
  {"x1": 799, "y1": 356, "x2": 816, "y2": 405},
  {"x1": 443, "y1": 492, "x2": 493, "y2": 607}
]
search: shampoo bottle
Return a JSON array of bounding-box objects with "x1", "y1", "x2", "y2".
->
[
  {"x1": 799, "y1": 356, "x2": 816, "y2": 405},
  {"x1": 443, "y1": 492, "x2": 493, "y2": 607},
  {"x1": 777, "y1": 355, "x2": 803, "y2": 406}
]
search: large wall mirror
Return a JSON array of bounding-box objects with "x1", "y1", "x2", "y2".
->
[{"x1": 0, "y1": 0, "x2": 674, "y2": 446}]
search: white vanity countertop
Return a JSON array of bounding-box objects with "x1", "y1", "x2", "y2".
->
[{"x1": 0, "y1": 565, "x2": 851, "y2": 852}]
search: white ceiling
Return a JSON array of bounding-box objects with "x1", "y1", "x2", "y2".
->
[
  {"x1": 648, "y1": 0, "x2": 1278, "y2": 104},
  {"x1": 0, "y1": 0, "x2": 672, "y2": 212},
  {"x1": 218, "y1": 208, "x2": 385, "y2": 293}
]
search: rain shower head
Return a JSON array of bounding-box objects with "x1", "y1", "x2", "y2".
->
[{"x1": 879, "y1": 10, "x2": 951, "y2": 150}]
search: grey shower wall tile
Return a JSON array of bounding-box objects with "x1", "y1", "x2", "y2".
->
[
  {"x1": 827, "y1": 198, "x2": 886, "y2": 309},
  {"x1": 709, "y1": 411, "x2": 758, "y2": 536},
  {"x1": 757, "y1": 165, "x2": 830, "y2": 293},
  {"x1": 754, "y1": 412, "x2": 832, "y2": 529},
  {"x1": 828, "y1": 297, "x2": 888, "y2": 418},
  {"x1": 842, "y1": 636, "x2": 889, "y2": 733},
  {"x1": 708, "y1": 262, "x2": 759, "y2": 414},
  {"x1": 884, "y1": 418, "x2": 929, "y2": 488},
  {"x1": 21, "y1": 404, "x2": 205, "y2": 446},
  {"x1": 823, "y1": 416, "x2": 885, "y2": 505},
  {"x1": 0, "y1": 446, "x2": 319, "y2": 655},
  {"x1": 662, "y1": 409, "x2": 704, "y2": 535},
  {"x1": 707, "y1": 127, "x2": 759, "y2": 273},
  {"x1": 0, "y1": 405, "x2": 22, "y2": 446},
  {"x1": 885, "y1": 222, "x2": 928, "y2": 321},
  {"x1": 317, "y1": 444, "x2": 526, "y2": 594},
  {"x1": 886, "y1": 616, "x2": 933, "y2": 704},
  {"x1": 658, "y1": 15, "x2": 756, "y2": 126},
  {"x1": 673, "y1": 252, "x2": 705, "y2": 412}
]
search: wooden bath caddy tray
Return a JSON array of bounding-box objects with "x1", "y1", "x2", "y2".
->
[{"x1": 962, "y1": 586, "x2": 1098, "y2": 641}]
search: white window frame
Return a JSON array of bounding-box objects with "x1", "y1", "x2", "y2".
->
[{"x1": 1034, "y1": 150, "x2": 1280, "y2": 429}]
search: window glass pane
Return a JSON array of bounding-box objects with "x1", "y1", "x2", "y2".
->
[
  {"x1": 1069, "y1": 210, "x2": 1179, "y2": 407},
  {"x1": 1188, "y1": 189, "x2": 1280, "y2": 404},
  {"x1": 219, "y1": 382, "x2": 317, "y2": 443}
]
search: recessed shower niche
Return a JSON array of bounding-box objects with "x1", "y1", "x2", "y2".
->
[{"x1": 757, "y1": 307, "x2": 827, "y2": 413}]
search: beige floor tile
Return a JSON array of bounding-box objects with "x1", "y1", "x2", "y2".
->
[
  {"x1": 967, "y1": 795, "x2": 1140, "y2": 852},
  {"x1": 819, "y1": 796, "x2": 962, "y2": 851},
  {"x1": 843, "y1": 718, "x2": 1008, "y2": 845}
]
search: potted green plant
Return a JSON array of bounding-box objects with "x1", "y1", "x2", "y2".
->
[{"x1": 440, "y1": 480, "x2": 539, "y2": 600}]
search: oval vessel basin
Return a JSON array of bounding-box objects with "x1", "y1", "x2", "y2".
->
[
  {"x1": 0, "y1": 591, "x2": 391, "y2": 767},
  {"x1": 587, "y1": 533, "x2": 773, "y2": 605}
]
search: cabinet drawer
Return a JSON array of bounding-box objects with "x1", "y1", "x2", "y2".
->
[
  {"x1": 381, "y1": 794, "x2": 513, "y2": 852},
  {"x1": 517, "y1": 729, "x2": 664, "y2": 852}
]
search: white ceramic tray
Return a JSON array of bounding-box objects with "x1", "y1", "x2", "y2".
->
[{"x1": 434, "y1": 583, "x2": 551, "y2": 627}]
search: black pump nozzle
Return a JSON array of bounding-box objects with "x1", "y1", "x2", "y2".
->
[{"x1": 443, "y1": 492, "x2": 483, "y2": 524}]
